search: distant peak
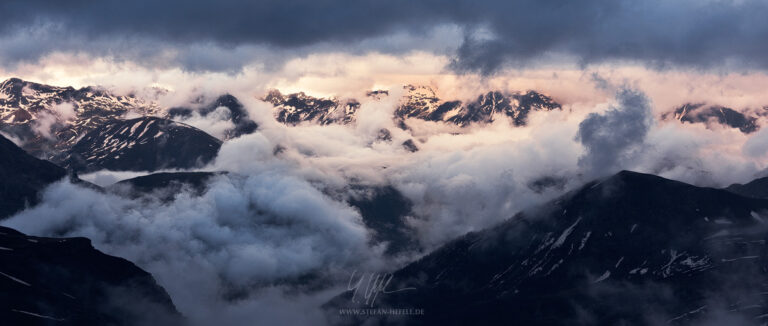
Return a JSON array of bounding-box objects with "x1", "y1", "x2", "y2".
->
[
  {"x1": 366, "y1": 90, "x2": 389, "y2": 98},
  {"x1": 403, "y1": 84, "x2": 438, "y2": 97},
  {"x1": 0, "y1": 77, "x2": 25, "y2": 89},
  {"x1": 2, "y1": 77, "x2": 23, "y2": 84},
  {"x1": 591, "y1": 170, "x2": 690, "y2": 192},
  {"x1": 212, "y1": 94, "x2": 241, "y2": 107}
]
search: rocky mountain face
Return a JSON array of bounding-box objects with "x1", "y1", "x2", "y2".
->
[
  {"x1": 0, "y1": 134, "x2": 67, "y2": 219},
  {"x1": 266, "y1": 85, "x2": 768, "y2": 136},
  {"x1": 0, "y1": 78, "x2": 159, "y2": 158},
  {"x1": 265, "y1": 85, "x2": 562, "y2": 128},
  {"x1": 61, "y1": 117, "x2": 222, "y2": 173},
  {"x1": 326, "y1": 171, "x2": 768, "y2": 325},
  {"x1": 0, "y1": 79, "x2": 251, "y2": 169},
  {"x1": 266, "y1": 90, "x2": 361, "y2": 125},
  {"x1": 395, "y1": 85, "x2": 562, "y2": 127},
  {"x1": 662, "y1": 103, "x2": 762, "y2": 134}
]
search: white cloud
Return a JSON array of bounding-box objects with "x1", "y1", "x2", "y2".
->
[{"x1": 4, "y1": 55, "x2": 768, "y2": 325}]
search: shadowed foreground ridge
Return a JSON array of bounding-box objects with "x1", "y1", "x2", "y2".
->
[
  {"x1": 0, "y1": 133, "x2": 181, "y2": 325},
  {"x1": 326, "y1": 171, "x2": 768, "y2": 325},
  {"x1": 0, "y1": 134, "x2": 66, "y2": 219},
  {"x1": 0, "y1": 226, "x2": 182, "y2": 326}
]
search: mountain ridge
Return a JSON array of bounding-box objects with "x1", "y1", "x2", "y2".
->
[
  {"x1": 0, "y1": 133, "x2": 67, "y2": 219},
  {"x1": 325, "y1": 170, "x2": 768, "y2": 325},
  {"x1": 60, "y1": 116, "x2": 222, "y2": 173},
  {"x1": 0, "y1": 132, "x2": 182, "y2": 325}
]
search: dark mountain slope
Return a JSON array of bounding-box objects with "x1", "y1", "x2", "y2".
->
[
  {"x1": 0, "y1": 133, "x2": 180, "y2": 325},
  {"x1": 663, "y1": 103, "x2": 760, "y2": 134},
  {"x1": 725, "y1": 176, "x2": 768, "y2": 199},
  {"x1": 61, "y1": 117, "x2": 221, "y2": 173},
  {"x1": 0, "y1": 134, "x2": 67, "y2": 219},
  {"x1": 108, "y1": 171, "x2": 223, "y2": 202},
  {"x1": 327, "y1": 171, "x2": 768, "y2": 325},
  {"x1": 347, "y1": 185, "x2": 418, "y2": 255},
  {"x1": 0, "y1": 225, "x2": 182, "y2": 326}
]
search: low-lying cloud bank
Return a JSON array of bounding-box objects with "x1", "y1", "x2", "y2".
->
[{"x1": 4, "y1": 173, "x2": 379, "y2": 325}]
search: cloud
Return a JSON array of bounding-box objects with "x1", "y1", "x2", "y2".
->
[
  {"x1": 22, "y1": 100, "x2": 77, "y2": 140},
  {"x1": 50, "y1": 101, "x2": 77, "y2": 121},
  {"x1": 5, "y1": 77, "x2": 768, "y2": 324},
  {"x1": 576, "y1": 89, "x2": 652, "y2": 177},
  {"x1": 450, "y1": 0, "x2": 768, "y2": 74},
  {"x1": 31, "y1": 111, "x2": 58, "y2": 139},
  {"x1": 0, "y1": 131, "x2": 23, "y2": 146},
  {"x1": 2, "y1": 0, "x2": 768, "y2": 73},
  {"x1": 78, "y1": 170, "x2": 180, "y2": 187},
  {"x1": 0, "y1": 1, "x2": 457, "y2": 72},
  {"x1": 0, "y1": 0, "x2": 444, "y2": 47},
  {"x1": 171, "y1": 106, "x2": 237, "y2": 140},
  {"x1": 2, "y1": 170, "x2": 381, "y2": 325},
  {"x1": 637, "y1": 122, "x2": 759, "y2": 187},
  {"x1": 743, "y1": 127, "x2": 768, "y2": 159},
  {"x1": 208, "y1": 87, "x2": 768, "y2": 246}
]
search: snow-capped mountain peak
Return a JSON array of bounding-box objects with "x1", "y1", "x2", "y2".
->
[
  {"x1": 266, "y1": 89, "x2": 360, "y2": 125},
  {"x1": 395, "y1": 86, "x2": 562, "y2": 126},
  {"x1": 0, "y1": 78, "x2": 160, "y2": 158},
  {"x1": 265, "y1": 85, "x2": 563, "y2": 128},
  {"x1": 62, "y1": 116, "x2": 221, "y2": 173}
]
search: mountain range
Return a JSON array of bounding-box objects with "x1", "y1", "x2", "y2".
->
[
  {"x1": 0, "y1": 78, "x2": 159, "y2": 159},
  {"x1": 2, "y1": 77, "x2": 765, "y2": 171},
  {"x1": 3, "y1": 77, "x2": 768, "y2": 325},
  {"x1": 325, "y1": 171, "x2": 768, "y2": 325},
  {"x1": 5, "y1": 123, "x2": 768, "y2": 324},
  {"x1": 266, "y1": 85, "x2": 563, "y2": 128},
  {"x1": 661, "y1": 103, "x2": 764, "y2": 134},
  {"x1": 326, "y1": 171, "x2": 768, "y2": 325}
]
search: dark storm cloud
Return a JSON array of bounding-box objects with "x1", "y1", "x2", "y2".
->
[
  {"x1": 1, "y1": 0, "x2": 768, "y2": 72},
  {"x1": 0, "y1": 0, "x2": 453, "y2": 46},
  {"x1": 451, "y1": 0, "x2": 768, "y2": 74},
  {"x1": 576, "y1": 89, "x2": 652, "y2": 176}
]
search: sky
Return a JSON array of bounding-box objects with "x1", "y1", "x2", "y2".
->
[
  {"x1": 5, "y1": 1, "x2": 768, "y2": 325},
  {"x1": 2, "y1": 0, "x2": 768, "y2": 103},
  {"x1": 2, "y1": 0, "x2": 768, "y2": 73}
]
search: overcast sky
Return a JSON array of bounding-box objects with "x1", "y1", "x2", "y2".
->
[{"x1": 1, "y1": 0, "x2": 767, "y2": 75}]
